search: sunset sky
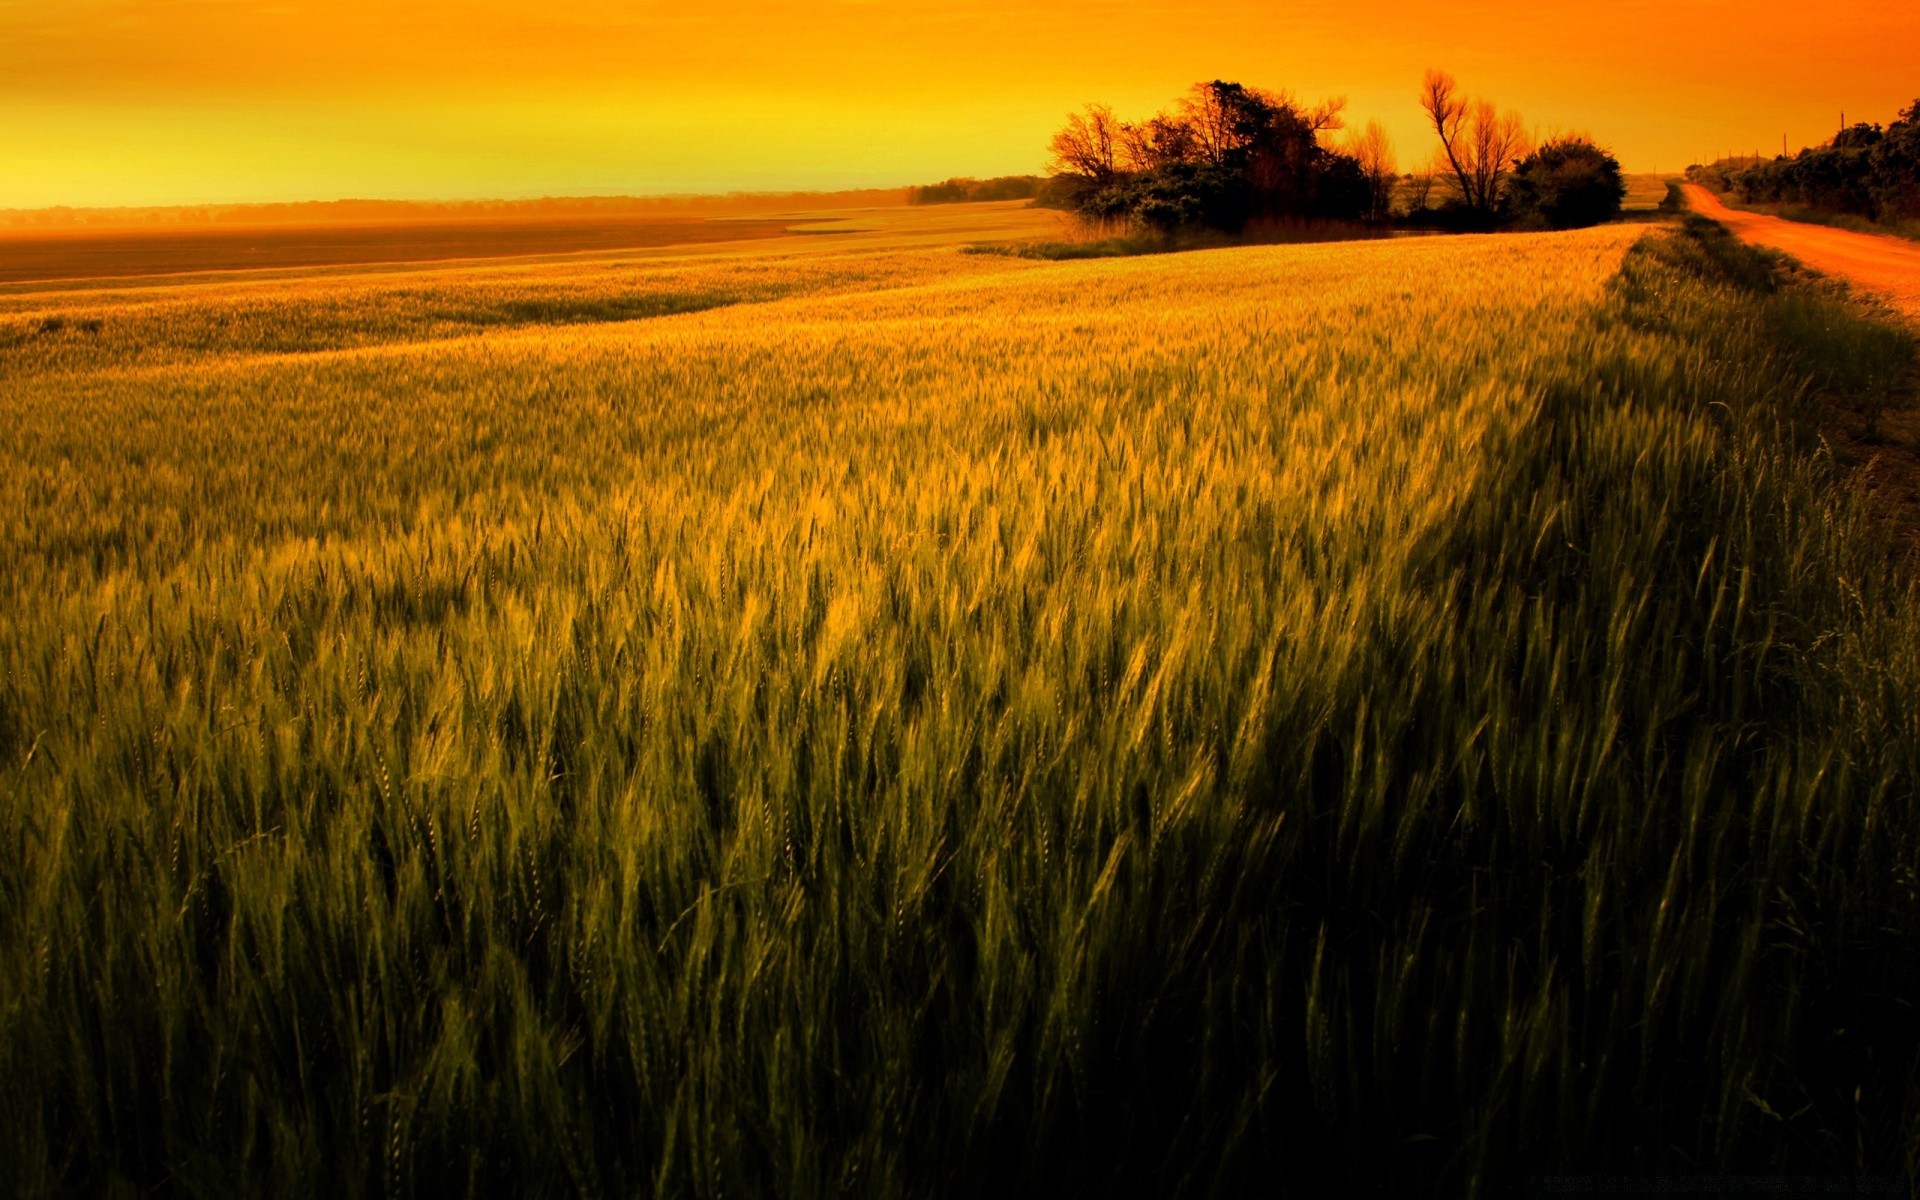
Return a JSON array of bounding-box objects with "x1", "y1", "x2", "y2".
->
[{"x1": 3, "y1": 1, "x2": 1917, "y2": 209}]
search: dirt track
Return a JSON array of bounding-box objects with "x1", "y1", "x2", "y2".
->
[{"x1": 1683, "y1": 184, "x2": 1920, "y2": 320}]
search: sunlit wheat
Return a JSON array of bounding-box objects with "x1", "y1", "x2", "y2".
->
[{"x1": 2, "y1": 219, "x2": 1916, "y2": 1196}]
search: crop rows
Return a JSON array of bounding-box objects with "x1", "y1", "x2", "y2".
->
[{"x1": 2, "y1": 221, "x2": 1917, "y2": 1195}]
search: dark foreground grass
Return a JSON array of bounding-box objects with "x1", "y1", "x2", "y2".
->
[{"x1": 3, "y1": 219, "x2": 1920, "y2": 1197}]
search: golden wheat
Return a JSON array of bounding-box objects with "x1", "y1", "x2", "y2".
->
[{"x1": 3, "y1": 215, "x2": 1917, "y2": 1196}]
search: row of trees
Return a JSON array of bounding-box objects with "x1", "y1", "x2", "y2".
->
[
  {"x1": 1047, "y1": 82, "x2": 1375, "y2": 233},
  {"x1": 1046, "y1": 71, "x2": 1625, "y2": 236},
  {"x1": 1412, "y1": 72, "x2": 1626, "y2": 230},
  {"x1": 909, "y1": 176, "x2": 1046, "y2": 205},
  {"x1": 1686, "y1": 101, "x2": 1920, "y2": 226}
]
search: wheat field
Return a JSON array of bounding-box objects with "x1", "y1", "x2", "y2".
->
[{"x1": 3, "y1": 214, "x2": 1919, "y2": 1196}]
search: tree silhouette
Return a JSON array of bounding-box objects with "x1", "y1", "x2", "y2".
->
[
  {"x1": 1421, "y1": 70, "x2": 1529, "y2": 220},
  {"x1": 1348, "y1": 120, "x2": 1398, "y2": 224},
  {"x1": 1048, "y1": 104, "x2": 1122, "y2": 187},
  {"x1": 1045, "y1": 80, "x2": 1369, "y2": 234},
  {"x1": 1504, "y1": 137, "x2": 1625, "y2": 229}
]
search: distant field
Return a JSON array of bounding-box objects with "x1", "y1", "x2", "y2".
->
[
  {"x1": 0, "y1": 202, "x2": 1065, "y2": 290},
  {"x1": 0, "y1": 180, "x2": 1683, "y2": 285},
  {"x1": 3, "y1": 206, "x2": 1917, "y2": 1195},
  {"x1": 0, "y1": 187, "x2": 917, "y2": 234},
  {"x1": 0, "y1": 215, "x2": 814, "y2": 284},
  {"x1": 1621, "y1": 171, "x2": 1679, "y2": 210}
]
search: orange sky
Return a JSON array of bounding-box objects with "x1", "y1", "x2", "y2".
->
[{"x1": 2, "y1": 1, "x2": 1916, "y2": 208}]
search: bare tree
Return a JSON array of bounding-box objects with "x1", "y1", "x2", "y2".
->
[
  {"x1": 1405, "y1": 151, "x2": 1447, "y2": 212},
  {"x1": 1420, "y1": 69, "x2": 1529, "y2": 216},
  {"x1": 1464, "y1": 99, "x2": 1530, "y2": 211},
  {"x1": 1120, "y1": 115, "x2": 1199, "y2": 171},
  {"x1": 1348, "y1": 119, "x2": 1397, "y2": 223},
  {"x1": 1048, "y1": 104, "x2": 1122, "y2": 185},
  {"x1": 1303, "y1": 96, "x2": 1348, "y2": 138},
  {"x1": 1421, "y1": 69, "x2": 1471, "y2": 199},
  {"x1": 1177, "y1": 83, "x2": 1243, "y2": 168}
]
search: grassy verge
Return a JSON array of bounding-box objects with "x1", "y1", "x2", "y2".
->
[{"x1": 2, "y1": 219, "x2": 1917, "y2": 1197}]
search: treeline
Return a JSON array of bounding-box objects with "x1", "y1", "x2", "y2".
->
[
  {"x1": 1046, "y1": 73, "x2": 1625, "y2": 238},
  {"x1": 908, "y1": 176, "x2": 1046, "y2": 205},
  {"x1": 1047, "y1": 82, "x2": 1372, "y2": 234},
  {"x1": 1686, "y1": 100, "x2": 1920, "y2": 227}
]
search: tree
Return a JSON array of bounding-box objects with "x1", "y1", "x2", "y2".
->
[
  {"x1": 1175, "y1": 83, "x2": 1320, "y2": 168},
  {"x1": 1420, "y1": 70, "x2": 1469, "y2": 193},
  {"x1": 1702, "y1": 98, "x2": 1920, "y2": 225},
  {"x1": 1048, "y1": 104, "x2": 1122, "y2": 186},
  {"x1": 1420, "y1": 69, "x2": 1529, "y2": 219},
  {"x1": 1348, "y1": 120, "x2": 1398, "y2": 223},
  {"x1": 1403, "y1": 151, "x2": 1449, "y2": 214},
  {"x1": 1868, "y1": 99, "x2": 1920, "y2": 220},
  {"x1": 1044, "y1": 80, "x2": 1371, "y2": 236},
  {"x1": 1120, "y1": 115, "x2": 1199, "y2": 172},
  {"x1": 1504, "y1": 136, "x2": 1626, "y2": 229},
  {"x1": 1177, "y1": 82, "x2": 1249, "y2": 169},
  {"x1": 1466, "y1": 99, "x2": 1531, "y2": 211},
  {"x1": 1125, "y1": 163, "x2": 1255, "y2": 234}
]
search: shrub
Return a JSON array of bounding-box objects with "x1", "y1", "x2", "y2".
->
[
  {"x1": 1503, "y1": 137, "x2": 1626, "y2": 229},
  {"x1": 1118, "y1": 164, "x2": 1256, "y2": 234}
]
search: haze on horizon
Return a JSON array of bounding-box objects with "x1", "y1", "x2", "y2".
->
[{"x1": 3, "y1": 0, "x2": 1916, "y2": 210}]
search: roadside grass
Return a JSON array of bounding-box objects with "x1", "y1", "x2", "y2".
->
[{"x1": 1, "y1": 219, "x2": 1918, "y2": 1197}]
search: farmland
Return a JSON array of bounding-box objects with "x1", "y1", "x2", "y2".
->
[{"x1": 3, "y1": 209, "x2": 1919, "y2": 1195}]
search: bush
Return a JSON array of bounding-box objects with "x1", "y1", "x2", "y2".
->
[
  {"x1": 1115, "y1": 164, "x2": 1256, "y2": 234},
  {"x1": 1503, "y1": 137, "x2": 1626, "y2": 229},
  {"x1": 1869, "y1": 101, "x2": 1920, "y2": 220}
]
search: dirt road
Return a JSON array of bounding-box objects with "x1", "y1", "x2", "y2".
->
[{"x1": 1683, "y1": 184, "x2": 1920, "y2": 320}]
